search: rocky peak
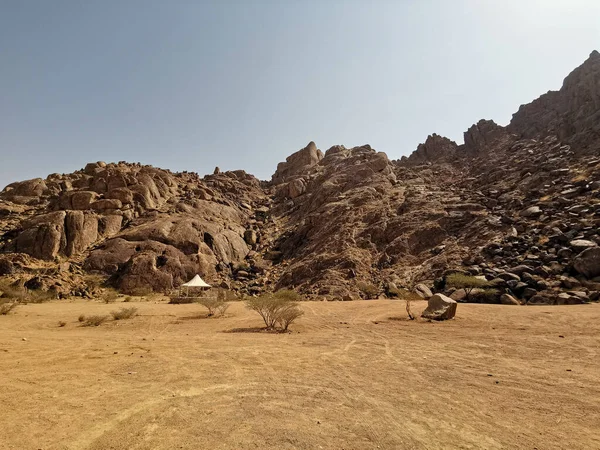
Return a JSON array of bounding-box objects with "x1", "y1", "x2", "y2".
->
[
  {"x1": 508, "y1": 50, "x2": 600, "y2": 151},
  {"x1": 271, "y1": 141, "x2": 323, "y2": 184},
  {"x1": 463, "y1": 119, "x2": 511, "y2": 155},
  {"x1": 404, "y1": 134, "x2": 458, "y2": 165}
]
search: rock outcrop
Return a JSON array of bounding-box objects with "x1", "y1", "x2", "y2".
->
[{"x1": 1, "y1": 50, "x2": 600, "y2": 303}]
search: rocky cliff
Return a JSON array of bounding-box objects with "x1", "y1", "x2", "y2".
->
[{"x1": 1, "y1": 51, "x2": 600, "y2": 304}]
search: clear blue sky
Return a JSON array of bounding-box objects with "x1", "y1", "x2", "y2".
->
[{"x1": 1, "y1": 0, "x2": 599, "y2": 188}]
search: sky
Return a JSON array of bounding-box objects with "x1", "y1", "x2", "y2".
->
[{"x1": 1, "y1": 0, "x2": 599, "y2": 189}]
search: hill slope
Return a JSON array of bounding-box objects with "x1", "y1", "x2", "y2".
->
[{"x1": 1, "y1": 51, "x2": 600, "y2": 304}]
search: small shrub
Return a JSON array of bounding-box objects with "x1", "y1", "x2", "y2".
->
[
  {"x1": 82, "y1": 315, "x2": 108, "y2": 327},
  {"x1": 127, "y1": 287, "x2": 154, "y2": 297},
  {"x1": 273, "y1": 289, "x2": 301, "y2": 301},
  {"x1": 197, "y1": 298, "x2": 229, "y2": 317},
  {"x1": 405, "y1": 298, "x2": 415, "y2": 320},
  {"x1": 471, "y1": 288, "x2": 501, "y2": 304},
  {"x1": 58, "y1": 321, "x2": 66, "y2": 327},
  {"x1": 0, "y1": 301, "x2": 18, "y2": 315},
  {"x1": 276, "y1": 304, "x2": 304, "y2": 331},
  {"x1": 101, "y1": 289, "x2": 119, "y2": 304},
  {"x1": 357, "y1": 282, "x2": 379, "y2": 299},
  {"x1": 110, "y1": 307, "x2": 138, "y2": 320},
  {"x1": 446, "y1": 273, "x2": 490, "y2": 301},
  {"x1": 123, "y1": 296, "x2": 132, "y2": 303},
  {"x1": 245, "y1": 295, "x2": 303, "y2": 330},
  {"x1": 169, "y1": 296, "x2": 196, "y2": 304},
  {"x1": 78, "y1": 314, "x2": 86, "y2": 322}
]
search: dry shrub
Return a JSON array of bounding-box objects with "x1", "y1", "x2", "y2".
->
[
  {"x1": 197, "y1": 298, "x2": 229, "y2": 317},
  {"x1": 0, "y1": 280, "x2": 53, "y2": 303},
  {"x1": 110, "y1": 307, "x2": 138, "y2": 320},
  {"x1": 273, "y1": 289, "x2": 301, "y2": 301},
  {"x1": 276, "y1": 303, "x2": 304, "y2": 331},
  {"x1": 78, "y1": 314, "x2": 86, "y2": 322},
  {"x1": 405, "y1": 298, "x2": 415, "y2": 320},
  {"x1": 127, "y1": 287, "x2": 154, "y2": 297},
  {"x1": 446, "y1": 273, "x2": 490, "y2": 301},
  {"x1": 58, "y1": 321, "x2": 66, "y2": 327},
  {"x1": 357, "y1": 282, "x2": 379, "y2": 299},
  {"x1": 81, "y1": 315, "x2": 108, "y2": 327},
  {"x1": 100, "y1": 289, "x2": 120, "y2": 304},
  {"x1": 0, "y1": 300, "x2": 18, "y2": 315},
  {"x1": 245, "y1": 295, "x2": 303, "y2": 331},
  {"x1": 169, "y1": 296, "x2": 196, "y2": 304}
]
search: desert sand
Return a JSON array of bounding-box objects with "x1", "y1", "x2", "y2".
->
[{"x1": 1, "y1": 299, "x2": 599, "y2": 450}]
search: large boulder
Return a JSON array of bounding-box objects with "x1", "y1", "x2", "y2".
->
[
  {"x1": 272, "y1": 141, "x2": 323, "y2": 184},
  {"x1": 414, "y1": 283, "x2": 433, "y2": 299},
  {"x1": 421, "y1": 294, "x2": 457, "y2": 320},
  {"x1": 573, "y1": 247, "x2": 600, "y2": 279}
]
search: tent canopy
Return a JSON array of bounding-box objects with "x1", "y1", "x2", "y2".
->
[{"x1": 181, "y1": 275, "x2": 211, "y2": 288}]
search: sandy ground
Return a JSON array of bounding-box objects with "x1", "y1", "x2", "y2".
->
[{"x1": 1, "y1": 299, "x2": 599, "y2": 450}]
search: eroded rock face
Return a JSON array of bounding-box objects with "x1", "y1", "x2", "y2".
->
[
  {"x1": 1, "y1": 51, "x2": 600, "y2": 300},
  {"x1": 272, "y1": 141, "x2": 323, "y2": 184},
  {"x1": 509, "y1": 50, "x2": 600, "y2": 152},
  {"x1": 405, "y1": 134, "x2": 458, "y2": 165}
]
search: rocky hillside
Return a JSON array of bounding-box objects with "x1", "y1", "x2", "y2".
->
[{"x1": 1, "y1": 51, "x2": 599, "y2": 305}]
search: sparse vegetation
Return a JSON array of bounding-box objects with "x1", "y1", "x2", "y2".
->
[
  {"x1": 197, "y1": 298, "x2": 229, "y2": 317},
  {"x1": 78, "y1": 314, "x2": 85, "y2": 322},
  {"x1": 0, "y1": 301, "x2": 18, "y2": 315},
  {"x1": 110, "y1": 307, "x2": 138, "y2": 320},
  {"x1": 471, "y1": 288, "x2": 501, "y2": 304},
  {"x1": 276, "y1": 303, "x2": 304, "y2": 331},
  {"x1": 127, "y1": 287, "x2": 155, "y2": 297},
  {"x1": 273, "y1": 289, "x2": 301, "y2": 301},
  {"x1": 169, "y1": 296, "x2": 197, "y2": 304},
  {"x1": 58, "y1": 321, "x2": 66, "y2": 327},
  {"x1": 357, "y1": 282, "x2": 379, "y2": 299},
  {"x1": 80, "y1": 315, "x2": 108, "y2": 327},
  {"x1": 100, "y1": 289, "x2": 119, "y2": 304},
  {"x1": 0, "y1": 279, "x2": 53, "y2": 304},
  {"x1": 405, "y1": 297, "x2": 415, "y2": 320},
  {"x1": 446, "y1": 273, "x2": 490, "y2": 301},
  {"x1": 245, "y1": 294, "x2": 303, "y2": 331}
]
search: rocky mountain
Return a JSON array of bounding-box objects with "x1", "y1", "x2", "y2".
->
[{"x1": 1, "y1": 50, "x2": 600, "y2": 305}]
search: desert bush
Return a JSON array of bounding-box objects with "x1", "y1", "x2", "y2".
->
[
  {"x1": 100, "y1": 289, "x2": 120, "y2": 304},
  {"x1": 123, "y1": 296, "x2": 132, "y2": 303},
  {"x1": 127, "y1": 287, "x2": 154, "y2": 297},
  {"x1": 357, "y1": 282, "x2": 379, "y2": 299},
  {"x1": 405, "y1": 298, "x2": 415, "y2": 320},
  {"x1": 470, "y1": 288, "x2": 501, "y2": 304},
  {"x1": 245, "y1": 295, "x2": 303, "y2": 331},
  {"x1": 110, "y1": 307, "x2": 138, "y2": 320},
  {"x1": 169, "y1": 296, "x2": 196, "y2": 304},
  {"x1": 0, "y1": 300, "x2": 18, "y2": 315},
  {"x1": 197, "y1": 298, "x2": 229, "y2": 317},
  {"x1": 81, "y1": 315, "x2": 108, "y2": 327},
  {"x1": 78, "y1": 314, "x2": 86, "y2": 322},
  {"x1": 273, "y1": 289, "x2": 301, "y2": 301},
  {"x1": 58, "y1": 321, "x2": 66, "y2": 327},
  {"x1": 276, "y1": 303, "x2": 304, "y2": 331},
  {"x1": 446, "y1": 273, "x2": 490, "y2": 301}
]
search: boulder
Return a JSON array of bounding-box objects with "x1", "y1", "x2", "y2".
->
[
  {"x1": 414, "y1": 283, "x2": 433, "y2": 299},
  {"x1": 91, "y1": 199, "x2": 123, "y2": 212},
  {"x1": 569, "y1": 240, "x2": 597, "y2": 251},
  {"x1": 573, "y1": 247, "x2": 600, "y2": 279},
  {"x1": 421, "y1": 294, "x2": 457, "y2": 320},
  {"x1": 520, "y1": 206, "x2": 542, "y2": 217}
]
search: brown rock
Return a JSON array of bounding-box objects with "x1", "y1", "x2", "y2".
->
[{"x1": 421, "y1": 294, "x2": 457, "y2": 320}]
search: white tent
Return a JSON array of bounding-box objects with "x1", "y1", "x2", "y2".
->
[{"x1": 182, "y1": 275, "x2": 211, "y2": 288}]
